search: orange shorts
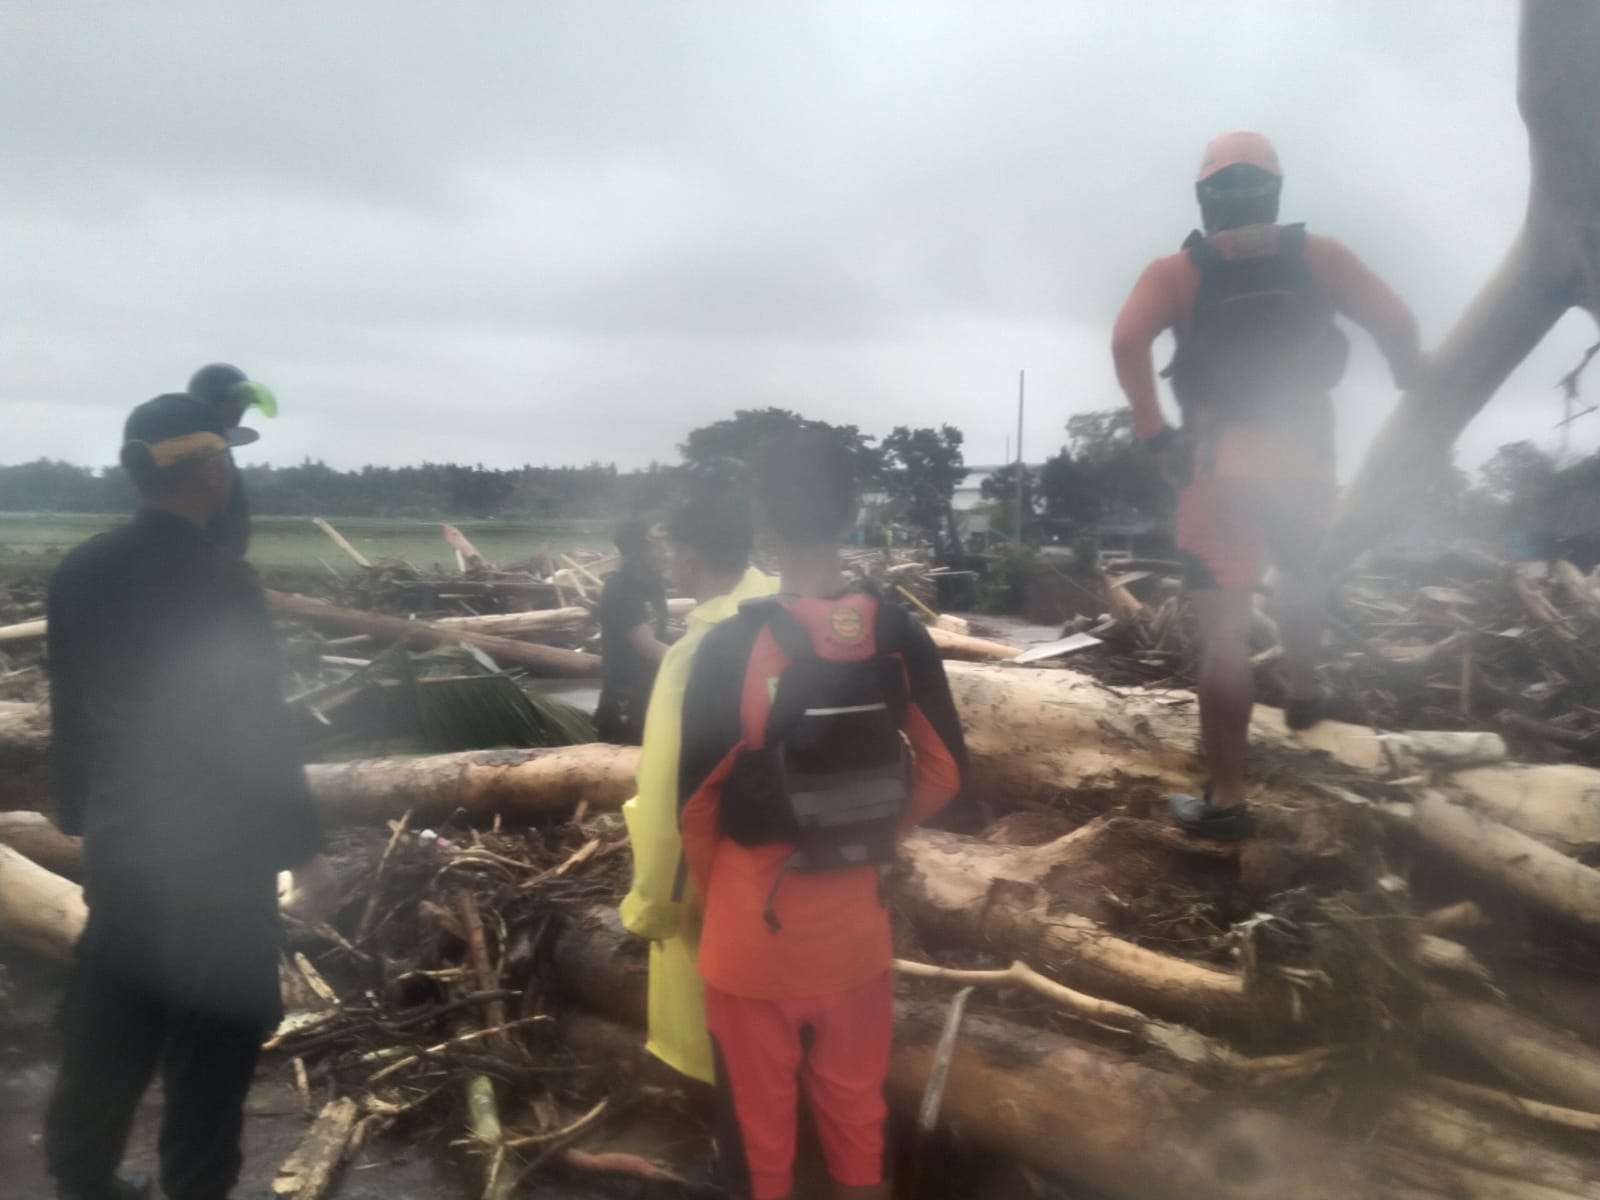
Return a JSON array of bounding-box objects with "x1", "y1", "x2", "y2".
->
[{"x1": 1176, "y1": 426, "x2": 1335, "y2": 592}]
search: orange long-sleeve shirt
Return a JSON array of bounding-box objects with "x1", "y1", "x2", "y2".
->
[{"x1": 1111, "y1": 224, "x2": 1423, "y2": 441}]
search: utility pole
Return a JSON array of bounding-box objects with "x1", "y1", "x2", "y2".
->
[{"x1": 1014, "y1": 369, "x2": 1025, "y2": 544}]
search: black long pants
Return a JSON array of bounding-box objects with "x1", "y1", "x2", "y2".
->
[{"x1": 45, "y1": 933, "x2": 268, "y2": 1200}]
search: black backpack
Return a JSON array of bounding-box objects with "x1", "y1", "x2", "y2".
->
[
  {"x1": 720, "y1": 597, "x2": 911, "y2": 931},
  {"x1": 1162, "y1": 224, "x2": 1349, "y2": 424}
]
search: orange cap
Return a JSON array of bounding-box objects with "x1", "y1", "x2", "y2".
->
[{"x1": 1197, "y1": 131, "x2": 1281, "y2": 181}]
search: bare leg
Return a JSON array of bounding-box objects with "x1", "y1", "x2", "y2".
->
[
  {"x1": 1191, "y1": 588, "x2": 1254, "y2": 810},
  {"x1": 833, "y1": 1184, "x2": 889, "y2": 1200},
  {"x1": 1275, "y1": 566, "x2": 1324, "y2": 704}
]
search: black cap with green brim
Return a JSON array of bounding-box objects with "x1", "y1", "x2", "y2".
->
[{"x1": 188, "y1": 362, "x2": 279, "y2": 420}]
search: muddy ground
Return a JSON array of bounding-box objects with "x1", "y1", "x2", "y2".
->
[
  {"x1": 0, "y1": 952, "x2": 732, "y2": 1200},
  {"x1": 0, "y1": 953, "x2": 473, "y2": 1200},
  {"x1": 2, "y1": 946, "x2": 1098, "y2": 1200}
]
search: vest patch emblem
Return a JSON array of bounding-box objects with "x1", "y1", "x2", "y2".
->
[{"x1": 829, "y1": 606, "x2": 865, "y2": 643}]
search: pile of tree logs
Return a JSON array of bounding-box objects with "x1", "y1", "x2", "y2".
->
[
  {"x1": 5, "y1": 661, "x2": 1600, "y2": 1198},
  {"x1": 1084, "y1": 554, "x2": 1600, "y2": 769}
]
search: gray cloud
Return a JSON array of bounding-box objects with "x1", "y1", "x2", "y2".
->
[{"x1": 4, "y1": 0, "x2": 1596, "y2": 476}]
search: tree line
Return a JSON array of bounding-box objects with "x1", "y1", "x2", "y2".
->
[{"x1": 2, "y1": 407, "x2": 1595, "y2": 563}]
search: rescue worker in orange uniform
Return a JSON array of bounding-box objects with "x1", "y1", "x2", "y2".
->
[
  {"x1": 1112, "y1": 131, "x2": 1426, "y2": 838},
  {"x1": 678, "y1": 432, "x2": 966, "y2": 1199}
]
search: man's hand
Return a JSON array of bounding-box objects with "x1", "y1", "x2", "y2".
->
[
  {"x1": 281, "y1": 853, "x2": 339, "y2": 925},
  {"x1": 627, "y1": 622, "x2": 671, "y2": 664},
  {"x1": 1143, "y1": 428, "x2": 1191, "y2": 491}
]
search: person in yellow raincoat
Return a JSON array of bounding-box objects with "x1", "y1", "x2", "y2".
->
[{"x1": 620, "y1": 493, "x2": 776, "y2": 1083}]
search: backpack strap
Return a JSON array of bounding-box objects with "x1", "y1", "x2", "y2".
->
[
  {"x1": 1181, "y1": 228, "x2": 1217, "y2": 270},
  {"x1": 757, "y1": 601, "x2": 817, "y2": 664},
  {"x1": 870, "y1": 592, "x2": 910, "y2": 657}
]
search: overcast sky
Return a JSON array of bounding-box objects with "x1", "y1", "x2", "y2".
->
[{"x1": 5, "y1": 1, "x2": 1598, "y2": 478}]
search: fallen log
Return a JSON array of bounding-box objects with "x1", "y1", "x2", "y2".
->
[
  {"x1": 943, "y1": 663, "x2": 1203, "y2": 802},
  {"x1": 924, "y1": 626, "x2": 1019, "y2": 663},
  {"x1": 306, "y1": 745, "x2": 640, "y2": 828},
  {"x1": 5, "y1": 660, "x2": 1592, "y2": 870},
  {"x1": 1429, "y1": 995, "x2": 1600, "y2": 1113},
  {"x1": 943, "y1": 664, "x2": 1598, "y2": 848},
  {"x1": 1378, "y1": 1148, "x2": 1599, "y2": 1200},
  {"x1": 952, "y1": 661, "x2": 1494, "y2": 788},
  {"x1": 271, "y1": 1095, "x2": 360, "y2": 1200},
  {"x1": 265, "y1": 591, "x2": 602, "y2": 678},
  {"x1": 1382, "y1": 1091, "x2": 1600, "y2": 1195},
  {"x1": 7, "y1": 662, "x2": 1600, "y2": 856},
  {"x1": 549, "y1": 910, "x2": 1550, "y2": 1200},
  {"x1": 0, "y1": 843, "x2": 85, "y2": 961},
  {"x1": 896, "y1": 824, "x2": 1255, "y2": 1029},
  {"x1": 889, "y1": 1007, "x2": 1397, "y2": 1200},
  {"x1": 1406, "y1": 792, "x2": 1600, "y2": 934},
  {"x1": 0, "y1": 811, "x2": 81, "y2": 877},
  {"x1": 0, "y1": 746, "x2": 642, "y2": 864},
  {"x1": 893, "y1": 957, "x2": 1326, "y2": 1078},
  {"x1": 330, "y1": 600, "x2": 691, "y2": 638},
  {"x1": 431, "y1": 607, "x2": 592, "y2": 636},
  {"x1": 10, "y1": 808, "x2": 1598, "y2": 1198},
  {"x1": 1428, "y1": 1076, "x2": 1600, "y2": 1136},
  {"x1": 1450, "y1": 764, "x2": 1600, "y2": 855},
  {"x1": 945, "y1": 662, "x2": 1497, "y2": 802}
]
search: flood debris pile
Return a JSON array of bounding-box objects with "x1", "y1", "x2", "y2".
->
[
  {"x1": 0, "y1": 580, "x2": 47, "y2": 705},
  {"x1": 265, "y1": 814, "x2": 700, "y2": 1200},
  {"x1": 1078, "y1": 552, "x2": 1600, "y2": 768},
  {"x1": 7, "y1": 652, "x2": 1600, "y2": 1199}
]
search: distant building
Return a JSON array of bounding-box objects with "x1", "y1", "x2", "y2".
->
[{"x1": 954, "y1": 463, "x2": 1040, "y2": 539}]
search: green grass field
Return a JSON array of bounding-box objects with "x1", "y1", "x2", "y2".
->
[{"x1": 0, "y1": 513, "x2": 610, "y2": 589}]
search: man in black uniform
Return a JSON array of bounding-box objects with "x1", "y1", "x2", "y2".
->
[
  {"x1": 595, "y1": 518, "x2": 670, "y2": 744},
  {"x1": 186, "y1": 363, "x2": 278, "y2": 559},
  {"x1": 44, "y1": 394, "x2": 334, "y2": 1200}
]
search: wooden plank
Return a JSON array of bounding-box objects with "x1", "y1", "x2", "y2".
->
[{"x1": 1013, "y1": 633, "x2": 1104, "y2": 665}]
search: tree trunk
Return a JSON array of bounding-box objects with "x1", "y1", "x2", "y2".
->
[
  {"x1": 0, "y1": 843, "x2": 85, "y2": 961},
  {"x1": 896, "y1": 822, "x2": 1256, "y2": 1029},
  {"x1": 7, "y1": 665, "x2": 1599, "y2": 856},
  {"x1": 1407, "y1": 792, "x2": 1600, "y2": 934},
  {"x1": 1449, "y1": 764, "x2": 1600, "y2": 856},
  {"x1": 430, "y1": 606, "x2": 593, "y2": 635},
  {"x1": 924, "y1": 627, "x2": 1019, "y2": 662},
  {"x1": 0, "y1": 811, "x2": 81, "y2": 878},
  {"x1": 265, "y1": 591, "x2": 602, "y2": 678},
  {"x1": 1381, "y1": 1091, "x2": 1600, "y2": 1194},
  {"x1": 1326, "y1": 0, "x2": 1600, "y2": 569},
  {"x1": 271, "y1": 1096, "x2": 360, "y2": 1200},
  {"x1": 546, "y1": 906, "x2": 1564, "y2": 1200},
  {"x1": 1429, "y1": 995, "x2": 1600, "y2": 1112},
  {"x1": 886, "y1": 1005, "x2": 1393, "y2": 1200},
  {"x1": 306, "y1": 744, "x2": 640, "y2": 827}
]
